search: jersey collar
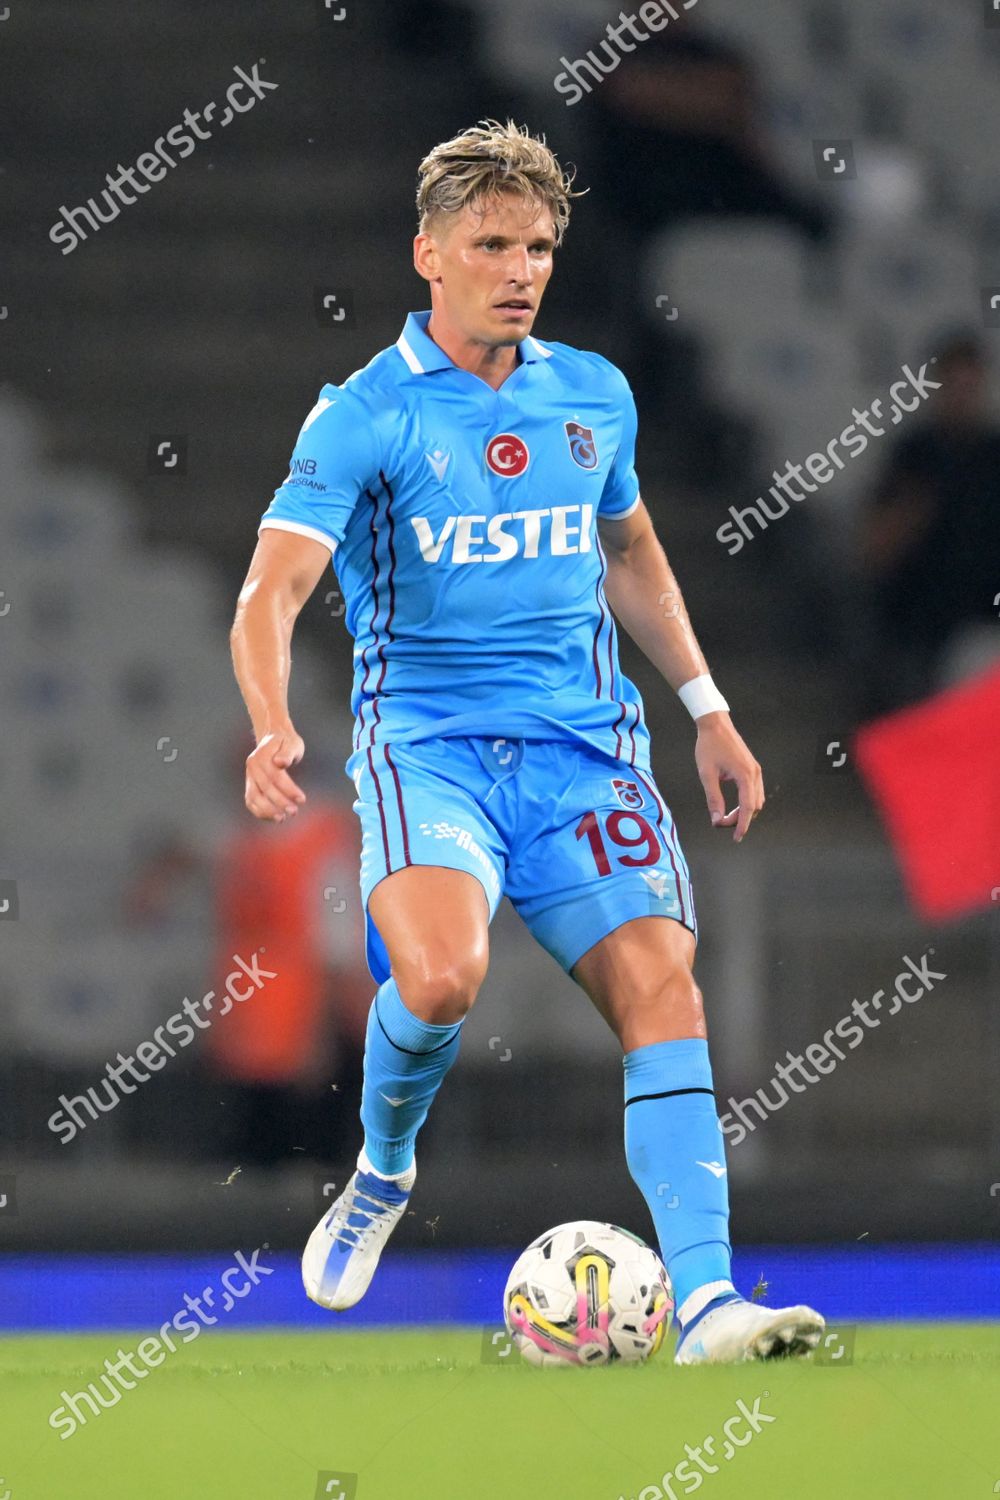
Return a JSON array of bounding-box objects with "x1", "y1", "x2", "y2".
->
[{"x1": 396, "y1": 309, "x2": 553, "y2": 375}]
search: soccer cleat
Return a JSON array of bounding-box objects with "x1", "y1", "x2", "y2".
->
[
  {"x1": 302, "y1": 1161, "x2": 415, "y2": 1311},
  {"x1": 674, "y1": 1293, "x2": 825, "y2": 1365}
]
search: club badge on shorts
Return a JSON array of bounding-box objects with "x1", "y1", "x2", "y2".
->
[{"x1": 612, "y1": 778, "x2": 643, "y2": 810}]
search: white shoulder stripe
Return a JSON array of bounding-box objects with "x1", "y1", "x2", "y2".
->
[{"x1": 395, "y1": 333, "x2": 424, "y2": 374}]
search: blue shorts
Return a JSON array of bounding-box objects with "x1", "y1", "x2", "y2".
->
[{"x1": 347, "y1": 736, "x2": 696, "y2": 985}]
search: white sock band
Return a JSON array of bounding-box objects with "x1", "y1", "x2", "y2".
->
[
  {"x1": 358, "y1": 1146, "x2": 416, "y2": 1184},
  {"x1": 677, "y1": 1278, "x2": 737, "y2": 1327},
  {"x1": 678, "y1": 673, "x2": 729, "y2": 721}
]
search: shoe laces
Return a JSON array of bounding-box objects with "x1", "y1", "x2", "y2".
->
[{"x1": 329, "y1": 1181, "x2": 401, "y2": 1250}]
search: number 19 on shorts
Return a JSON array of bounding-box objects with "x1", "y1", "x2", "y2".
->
[{"x1": 575, "y1": 809, "x2": 661, "y2": 876}]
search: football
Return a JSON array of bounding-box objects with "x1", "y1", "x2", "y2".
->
[{"x1": 503, "y1": 1220, "x2": 673, "y2": 1367}]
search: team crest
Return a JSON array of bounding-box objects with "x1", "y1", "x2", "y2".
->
[
  {"x1": 612, "y1": 778, "x2": 644, "y2": 810},
  {"x1": 565, "y1": 420, "x2": 598, "y2": 470}
]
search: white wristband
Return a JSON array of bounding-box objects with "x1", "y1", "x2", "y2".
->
[{"x1": 678, "y1": 673, "x2": 729, "y2": 721}]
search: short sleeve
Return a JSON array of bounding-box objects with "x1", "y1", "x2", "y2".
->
[
  {"x1": 598, "y1": 374, "x2": 641, "y2": 519},
  {"x1": 258, "y1": 386, "x2": 380, "y2": 555}
]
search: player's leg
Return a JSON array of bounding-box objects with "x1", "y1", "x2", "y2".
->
[
  {"x1": 304, "y1": 738, "x2": 504, "y2": 1311},
  {"x1": 573, "y1": 915, "x2": 822, "y2": 1362},
  {"x1": 509, "y1": 742, "x2": 823, "y2": 1362},
  {"x1": 359, "y1": 864, "x2": 489, "y2": 1178},
  {"x1": 304, "y1": 866, "x2": 490, "y2": 1311},
  {"x1": 572, "y1": 916, "x2": 737, "y2": 1327}
]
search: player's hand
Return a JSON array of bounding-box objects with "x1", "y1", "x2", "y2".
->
[
  {"x1": 693, "y1": 712, "x2": 764, "y2": 843},
  {"x1": 244, "y1": 723, "x2": 307, "y2": 823}
]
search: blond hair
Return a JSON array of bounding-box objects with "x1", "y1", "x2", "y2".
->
[{"x1": 416, "y1": 118, "x2": 583, "y2": 246}]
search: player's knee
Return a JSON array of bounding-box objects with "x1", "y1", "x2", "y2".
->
[{"x1": 396, "y1": 942, "x2": 488, "y2": 1025}]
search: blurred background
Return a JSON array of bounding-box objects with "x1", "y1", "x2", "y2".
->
[{"x1": 1, "y1": 0, "x2": 998, "y2": 1313}]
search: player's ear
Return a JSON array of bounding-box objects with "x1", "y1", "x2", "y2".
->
[{"x1": 414, "y1": 231, "x2": 441, "y2": 284}]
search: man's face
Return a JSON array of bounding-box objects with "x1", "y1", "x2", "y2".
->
[{"x1": 416, "y1": 192, "x2": 556, "y2": 346}]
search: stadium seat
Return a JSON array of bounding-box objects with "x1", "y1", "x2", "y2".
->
[
  {"x1": 849, "y1": 2, "x2": 981, "y2": 87},
  {"x1": 6, "y1": 472, "x2": 135, "y2": 562},
  {"x1": 899, "y1": 68, "x2": 1000, "y2": 219},
  {"x1": 88, "y1": 552, "x2": 221, "y2": 638},
  {"x1": 1, "y1": 546, "x2": 120, "y2": 650},
  {"x1": 0, "y1": 397, "x2": 44, "y2": 483},
  {"x1": 708, "y1": 317, "x2": 858, "y2": 426},
  {"x1": 6, "y1": 934, "x2": 189, "y2": 1067},
  {"x1": 464, "y1": 0, "x2": 611, "y2": 91},
  {"x1": 840, "y1": 224, "x2": 981, "y2": 364},
  {"x1": 647, "y1": 221, "x2": 811, "y2": 339},
  {"x1": 705, "y1": 317, "x2": 869, "y2": 514},
  {"x1": 764, "y1": 73, "x2": 863, "y2": 190},
  {"x1": 0, "y1": 719, "x2": 124, "y2": 855},
  {"x1": 718, "y1": 0, "x2": 814, "y2": 70}
]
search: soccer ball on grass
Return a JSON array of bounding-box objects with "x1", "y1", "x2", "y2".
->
[{"x1": 502, "y1": 1220, "x2": 673, "y2": 1367}]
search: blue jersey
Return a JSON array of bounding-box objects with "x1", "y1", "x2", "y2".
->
[{"x1": 258, "y1": 309, "x2": 651, "y2": 770}]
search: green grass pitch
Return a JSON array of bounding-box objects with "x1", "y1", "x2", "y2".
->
[{"x1": 1, "y1": 1323, "x2": 998, "y2": 1499}]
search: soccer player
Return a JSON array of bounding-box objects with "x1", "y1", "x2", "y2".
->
[{"x1": 230, "y1": 120, "x2": 824, "y2": 1364}]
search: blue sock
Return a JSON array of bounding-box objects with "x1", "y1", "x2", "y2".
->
[
  {"x1": 623, "y1": 1038, "x2": 735, "y2": 1322},
  {"x1": 359, "y1": 977, "x2": 464, "y2": 1176}
]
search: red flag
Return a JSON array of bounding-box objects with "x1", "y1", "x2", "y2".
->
[{"x1": 853, "y1": 664, "x2": 1000, "y2": 921}]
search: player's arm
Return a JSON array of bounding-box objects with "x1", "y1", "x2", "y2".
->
[
  {"x1": 230, "y1": 528, "x2": 331, "y2": 823},
  {"x1": 598, "y1": 499, "x2": 764, "y2": 842},
  {"x1": 234, "y1": 385, "x2": 378, "y2": 821}
]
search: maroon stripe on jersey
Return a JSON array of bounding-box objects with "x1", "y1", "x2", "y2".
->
[
  {"x1": 623, "y1": 699, "x2": 640, "y2": 766},
  {"x1": 379, "y1": 472, "x2": 399, "y2": 648},
  {"x1": 610, "y1": 696, "x2": 628, "y2": 761},
  {"x1": 604, "y1": 589, "x2": 617, "y2": 733},
  {"x1": 366, "y1": 471, "x2": 398, "y2": 746},
  {"x1": 354, "y1": 485, "x2": 383, "y2": 751},
  {"x1": 383, "y1": 742, "x2": 411, "y2": 866},
  {"x1": 596, "y1": 539, "x2": 628, "y2": 759},
  {"x1": 633, "y1": 767, "x2": 688, "y2": 926},
  {"x1": 367, "y1": 744, "x2": 391, "y2": 873},
  {"x1": 591, "y1": 544, "x2": 608, "y2": 699}
]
